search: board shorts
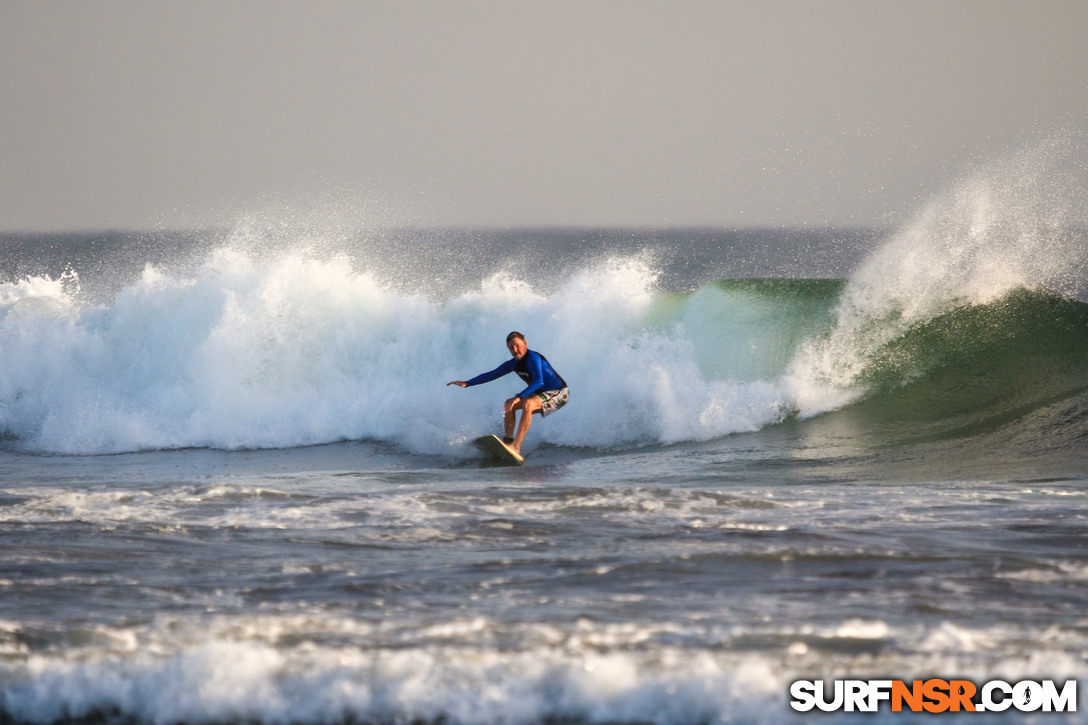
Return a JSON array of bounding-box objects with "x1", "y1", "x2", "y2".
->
[{"x1": 537, "y1": 387, "x2": 569, "y2": 417}]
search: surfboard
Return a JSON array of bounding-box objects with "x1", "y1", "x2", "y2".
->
[{"x1": 473, "y1": 435, "x2": 524, "y2": 466}]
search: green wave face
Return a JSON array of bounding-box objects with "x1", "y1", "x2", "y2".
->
[
  {"x1": 644, "y1": 278, "x2": 845, "y2": 379},
  {"x1": 648, "y1": 277, "x2": 1088, "y2": 447},
  {"x1": 794, "y1": 288, "x2": 1088, "y2": 471},
  {"x1": 858, "y1": 289, "x2": 1088, "y2": 415}
]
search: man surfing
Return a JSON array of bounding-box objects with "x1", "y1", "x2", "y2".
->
[{"x1": 447, "y1": 331, "x2": 569, "y2": 456}]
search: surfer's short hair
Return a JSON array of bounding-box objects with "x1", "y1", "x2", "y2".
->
[{"x1": 506, "y1": 331, "x2": 526, "y2": 344}]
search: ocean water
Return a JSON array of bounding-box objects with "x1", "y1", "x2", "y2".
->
[{"x1": 2, "y1": 143, "x2": 1088, "y2": 723}]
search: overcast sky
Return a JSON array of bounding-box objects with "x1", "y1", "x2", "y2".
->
[{"x1": 2, "y1": 0, "x2": 1087, "y2": 231}]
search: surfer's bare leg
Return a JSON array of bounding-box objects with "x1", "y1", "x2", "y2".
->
[
  {"x1": 503, "y1": 407, "x2": 516, "y2": 442},
  {"x1": 510, "y1": 396, "x2": 542, "y2": 454}
]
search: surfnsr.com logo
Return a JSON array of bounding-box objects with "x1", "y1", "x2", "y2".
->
[{"x1": 789, "y1": 679, "x2": 1077, "y2": 713}]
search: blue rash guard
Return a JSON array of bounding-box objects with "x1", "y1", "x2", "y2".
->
[{"x1": 465, "y1": 350, "x2": 567, "y2": 399}]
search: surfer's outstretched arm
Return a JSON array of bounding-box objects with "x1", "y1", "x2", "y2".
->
[{"x1": 448, "y1": 359, "x2": 517, "y2": 390}]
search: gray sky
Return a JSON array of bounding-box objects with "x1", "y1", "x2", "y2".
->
[{"x1": 2, "y1": 0, "x2": 1087, "y2": 231}]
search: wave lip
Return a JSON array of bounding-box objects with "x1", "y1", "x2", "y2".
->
[{"x1": 787, "y1": 135, "x2": 1088, "y2": 426}]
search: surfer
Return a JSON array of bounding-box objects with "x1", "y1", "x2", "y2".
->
[{"x1": 447, "y1": 331, "x2": 569, "y2": 455}]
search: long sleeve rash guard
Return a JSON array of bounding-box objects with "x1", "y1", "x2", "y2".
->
[{"x1": 465, "y1": 350, "x2": 567, "y2": 399}]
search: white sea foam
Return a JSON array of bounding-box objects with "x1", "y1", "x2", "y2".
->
[
  {"x1": 0, "y1": 243, "x2": 806, "y2": 454},
  {"x1": 2, "y1": 614, "x2": 1083, "y2": 725},
  {"x1": 0, "y1": 640, "x2": 776, "y2": 725},
  {"x1": 0, "y1": 483, "x2": 798, "y2": 549}
]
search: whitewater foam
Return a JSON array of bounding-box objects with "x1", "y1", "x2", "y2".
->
[
  {"x1": 0, "y1": 244, "x2": 812, "y2": 454},
  {"x1": 3, "y1": 612, "x2": 1084, "y2": 725}
]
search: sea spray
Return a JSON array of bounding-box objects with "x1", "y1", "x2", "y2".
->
[
  {"x1": 786, "y1": 134, "x2": 1088, "y2": 416},
  {"x1": 0, "y1": 248, "x2": 812, "y2": 454}
]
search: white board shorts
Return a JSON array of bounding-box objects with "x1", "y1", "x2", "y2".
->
[{"x1": 537, "y1": 387, "x2": 569, "y2": 417}]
